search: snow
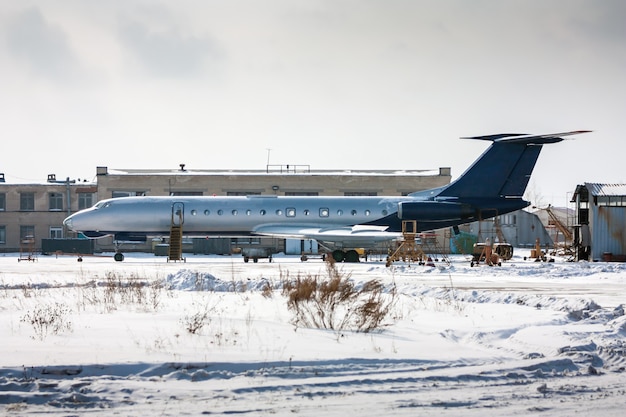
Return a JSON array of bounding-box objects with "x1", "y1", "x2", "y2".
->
[{"x1": 1, "y1": 249, "x2": 625, "y2": 416}]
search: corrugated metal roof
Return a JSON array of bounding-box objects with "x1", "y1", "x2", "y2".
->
[{"x1": 585, "y1": 183, "x2": 626, "y2": 197}]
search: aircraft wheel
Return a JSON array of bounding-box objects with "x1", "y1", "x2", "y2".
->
[
  {"x1": 244, "y1": 256, "x2": 249, "y2": 263},
  {"x1": 114, "y1": 252, "x2": 124, "y2": 262},
  {"x1": 345, "y1": 250, "x2": 360, "y2": 263},
  {"x1": 332, "y1": 250, "x2": 345, "y2": 263},
  {"x1": 253, "y1": 258, "x2": 259, "y2": 263}
]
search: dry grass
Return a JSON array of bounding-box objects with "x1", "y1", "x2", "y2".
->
[{"x1": 282, "y1": 259, "x2": 396, "y2": 333}]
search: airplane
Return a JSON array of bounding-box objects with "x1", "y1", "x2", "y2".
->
[{"x1": 63, "y1": 131, "x2": 590, "y2": 262}]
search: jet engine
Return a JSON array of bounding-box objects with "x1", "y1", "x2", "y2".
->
[{"x1": 397, "y1": 201, "x2": 475, "y2": 222}]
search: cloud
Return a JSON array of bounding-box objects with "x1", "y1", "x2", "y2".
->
[
  {"x1": 116, "y1": 12, "x2": 223, "y2": 79},
  {"x1": 5, "y1": 6, "x2": 80, "y2": 82}
]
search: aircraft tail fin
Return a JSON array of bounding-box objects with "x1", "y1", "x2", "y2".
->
[{"x1": 436, "y1": 131, "x2": 590, "y2": 199}]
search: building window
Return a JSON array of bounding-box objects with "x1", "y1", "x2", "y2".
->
[
  {"x1": 344, "y1": 191, "x2": 377, "y2": 196},
  {"x1": 78, "y1": 193, "x2": 95, "y2": 210},
  {"x1": 20, "y1": 193, "x2": 35, "y2": 211},
  {"x1": 170, "y1": 191, "x2": 203, "y2": 196},
  {"x1": 50, "y1": 227, "x2": 63, "y2": 239},
  {"x1": 49, "y1": 193, "x2": 64, "y2": 211},
  {"x1": 0, "y1": 193, "x2": 5, "y2": 211},
  {"x1": 20, "y1": 225, "x2": 35, "y2": 240},
  {"x1": 226, "y1": 191, "x2": 261, "y2": 196},
  {"x1": 0, "y1": 226, "x2": 5, "y2": 244},
  {"x1": 112, "y1": 191, "x2": 146, "y2": 198},
  {"x1": 501, "y1": 214, "x2": 516, "y2": 225},
  {"x1": 284, "y1": 191, "x2": 319, "y2": 196}
]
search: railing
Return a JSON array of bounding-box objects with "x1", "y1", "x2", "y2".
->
[{"x1": 266, "y1": 164, "x2": 311, "y2": 174}]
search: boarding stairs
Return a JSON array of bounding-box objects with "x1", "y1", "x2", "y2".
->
[{"x1": 168, "y1": 202, "x2": 185, "y2": 262}]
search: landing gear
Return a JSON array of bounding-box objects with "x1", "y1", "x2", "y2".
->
[
  {"x1": 331, "y1": 249, "x2": 360, "y2": 263},
  {"x1": 114, "y1": 252, "x2": 124, "y2": 262},
  {"x1": 332, "y1": 250, "x2": 345, "y2": 262},
  {"x1": 243, "y1": 255, "x2": 272, "y2": 263}
]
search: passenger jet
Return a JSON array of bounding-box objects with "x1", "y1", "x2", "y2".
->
[{"x1": 63, "y1": 131, "x2": 589, "y2": 262}]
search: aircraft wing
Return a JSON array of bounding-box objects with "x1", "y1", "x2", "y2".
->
[{"x1": 252, "y1": 224, "x2": 402, "y2": 244}]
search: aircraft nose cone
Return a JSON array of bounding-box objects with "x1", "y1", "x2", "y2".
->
[{"x1": 63, "y1": 215, "x2": 74, "y2": 230}]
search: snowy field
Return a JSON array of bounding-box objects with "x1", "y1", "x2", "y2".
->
[{"x1": 1, "y1": 249, "x2": 625, "y2": 416}]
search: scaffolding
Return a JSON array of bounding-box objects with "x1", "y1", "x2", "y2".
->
[
  {"x1": 18, "y1": 236, "x2": 37, "y2": 262},
  {"x1": 386, "y1": 221, "x2": 449, "y2": 267}
]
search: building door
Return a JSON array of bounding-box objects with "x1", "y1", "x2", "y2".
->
[{"x1": 172, "y1": 202, "x2": 184, "y2": 226}]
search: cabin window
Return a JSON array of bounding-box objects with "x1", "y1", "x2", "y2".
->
[
  {"x1": 191, "y1": 210, "x2": 197, "y2": 216},
  {"x1": 286, "y1": 208, "x2": 296, "y2": 217},
  {"x1": 204, "y1": 210, "x2": 210, "y2": 215},
  {"x1": 246, "y1": 209, "x2": 252, "y2": 216},
  {"x1": 337, "y1": 209, "x2": 343, "y2": 216},
  {"x1": 217, "y1": 209, "x2": 224, "y2": 215},
  {"x1": 365, "y1": 210, "x2": 371, "y2": 216},
  {"x1": 276, "y1": 209, "x2": 283, "y2": 216},
  {"x1": 382, "y1": 210, "x2": 388, "y2": 216},
  {"x1": 320, "y1": 208, "x2": 329, "y2": 217},
  {"x1": 232, "y1": 210, "x2": 238, "y2": 216},
  {"x1": 351, "y1": 210, "x2": 357, "y2": 216},
  {"x1": 303, "y1": 209, "x2": 310, "y2": 216},
  {"x1": 260, "y1": 209, "x2": 266, "y2": 215}
]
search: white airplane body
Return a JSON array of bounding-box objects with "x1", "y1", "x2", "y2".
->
[{"x1": 63, "y1": 131, "x2": 590, "y2": 260}]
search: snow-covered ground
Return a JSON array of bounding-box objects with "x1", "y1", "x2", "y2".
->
[{"x1": 1, "y1": 249, "x2": 625, "y2": 416}]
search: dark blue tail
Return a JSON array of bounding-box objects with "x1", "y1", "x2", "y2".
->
[{"x1": 436, "y1": 131, "x2": 589, "y2": 199}]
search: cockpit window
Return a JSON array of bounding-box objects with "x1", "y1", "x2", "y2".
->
[{"x1": 94, "y1": 201, "x2": 111, "y2": 209}]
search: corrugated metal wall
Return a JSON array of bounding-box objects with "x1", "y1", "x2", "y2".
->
[{"x1": 591, "y1": 206, "x2": 626, "y2": 260}]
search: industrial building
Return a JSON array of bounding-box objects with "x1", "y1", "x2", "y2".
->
[
  {"x1": 460, "y1": 209, "x2": 554, "y2": 249},
  {"x1": 0, "y1": 173, "x2": 97, "y2": 256},
  {"x1": 571, "y1": 183, "x2": 626, "y2": 262}
]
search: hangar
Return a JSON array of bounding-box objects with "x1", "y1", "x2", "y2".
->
[{"x1": 571, "y1": 183, "x2": 626, "y2": 262}]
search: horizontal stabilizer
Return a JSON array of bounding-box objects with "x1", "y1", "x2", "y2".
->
[{"x1": 462, "y1": 130, "x2": 591, "y2": 145}]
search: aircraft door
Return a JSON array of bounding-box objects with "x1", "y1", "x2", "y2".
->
[{"x1": 172, "y1": 202, "x2": 184, "y2": 226}]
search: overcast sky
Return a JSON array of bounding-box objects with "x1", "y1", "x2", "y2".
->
[{"x1": 1, "y1": 0, "x2": 624, "y2": 206}]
